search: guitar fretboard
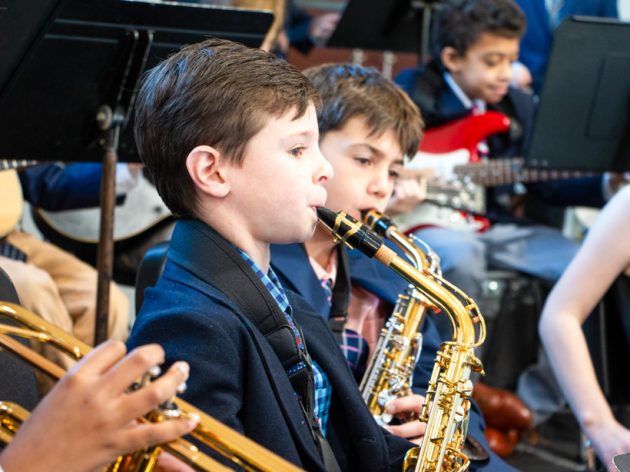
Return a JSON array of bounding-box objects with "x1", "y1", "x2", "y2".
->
[
  {"x1": 1, "y1": 159, "x2": 37, "y2": 171},
  {"x1": 453, "y1": 158, "x2": 596, "y2": 186}
]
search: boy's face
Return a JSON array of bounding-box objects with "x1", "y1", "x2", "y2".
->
[
  {"x1": 227, "y1": 103, "x2": 333, "y2": 245},
  {"x1": 319, "y1": 116, "x2": 403, "y2": 220},
  {"x1": 442, "y1": 32, "x2": 519, "y2": 104}
]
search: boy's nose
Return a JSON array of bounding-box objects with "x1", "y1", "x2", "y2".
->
[
  {"x1": 315, "y1": 147, "x2": 334, "y2": 184},
  {"x1": 368, "y1": 172, "x2": 390, "y2": 199}
]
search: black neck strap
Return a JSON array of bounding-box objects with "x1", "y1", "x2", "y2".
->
[
  {"x1": 328, "y1": 245, "x2": 351, "y2": 342},
  {"x1": 169, "y1": 221, "x2": 315, "y2": 412}
]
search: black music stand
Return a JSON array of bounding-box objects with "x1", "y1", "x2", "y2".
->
[
  {"x1": 327, "y1": 0, "x2": 442, "y2": 61},
  {"x1": 525, "y1": 17, "x2": 630, "y2": 172},
  {"x1": 0, "y1": 0, "x2": 273, "y2": 344}
]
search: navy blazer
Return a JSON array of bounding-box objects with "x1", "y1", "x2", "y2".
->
[
  {"x1": 395, "y1": 61, "x2": 606, "y2": 215},
  {"x1": 19, "y1": 163, "x2": 106, "y2": 211},
  {"x1": 127, "y1": 220, "x2": 412, "y2": 471},
  {"x1": 270, "y1": 243, "x2": 516, "y2": 471},
  {"x1": 515, "y1": 0, "x2": 618, "y2": 92}
]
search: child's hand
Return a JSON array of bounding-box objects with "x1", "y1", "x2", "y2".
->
[
  {"x1": 155, "y1": 452, "x2": 197, "y2": 472},
  {"x1": 309, "y1": 12, "x2": 341, "y2": 47},
  {"x1": 386, "y1": 178, "x2": 427, "y2": 216},
  {"x1": 585, "y1": 418, "x2": 630, "y2": 472},
  {"x1": 383, "y1": 394, "x2": 427, "y2": 445},
  {"x1": 0, "y1": 340, "x2": 198, "y2": 472},
  {"x1": 386, "y1": 168, "x2": 436, "y2": 216},
  {"x1": 510, "y1": 62, "x2": 533, "y2": 93}
]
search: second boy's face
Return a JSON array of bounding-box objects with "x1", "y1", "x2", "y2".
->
[
  {"x1": 227, "y1": 103, "x2": 333, "y2": 245},
  {"x1": 319, "y1": 116, "x2": 403, "y2": 219},
  {"x1": 444, "y1": 32, "x2": 520, "y2": 104}
]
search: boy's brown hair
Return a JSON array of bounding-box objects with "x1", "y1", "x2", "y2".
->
[
  {"x1": 134, "y1": 38, "x2": 320, "y2": 218},
  {"x1": 303, "y1": 64, "x2": 423, "y2": 159},
  {"x1": 433, "y1": 0, "x2": 526, "y2": 59}
]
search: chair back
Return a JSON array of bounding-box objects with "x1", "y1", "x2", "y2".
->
[{"x1": 134, "y1": 241, "x2": 170, "y2": 313}]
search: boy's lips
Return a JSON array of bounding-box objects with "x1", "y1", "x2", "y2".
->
[{"x1": 310, "y1": 203, "x2": 326, "y2": 213}]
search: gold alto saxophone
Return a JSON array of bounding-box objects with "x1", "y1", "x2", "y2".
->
[
  {"x1": 359, "y1": 209, "x2": 442, "y2": 426},
  {"x1": 0, "y1": 302, "x2": 303, "y2": 472},
  {"x1": 317, "y1": 208, "x2": 485, "y2": 472}
]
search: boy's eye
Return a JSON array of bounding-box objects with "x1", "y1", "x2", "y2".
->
[
  {"x1": 290, "y1": 146, "x2": 306, "y2": 158},
  {"x1": 389, "y1": 169, "x2": 400, "y2": 179},
  {"x1": 354, "y1": 157, "x2": 371, "y2": 166}
]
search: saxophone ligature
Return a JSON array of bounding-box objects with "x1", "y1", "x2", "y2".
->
[
  {"x1": 358, "y1": 209, "x2": 442, "y2": 426},
  {"x1": 0, "y1": 302, "x2": 302, "y2": 472},
  {"x1": 318, "y1": 208, "x2": 485, "y2": 472}
]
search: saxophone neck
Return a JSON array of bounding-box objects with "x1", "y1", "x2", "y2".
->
[
  {"x1": 317, "y1": 208, "x2": 485, "y2": 348},
  {"x1": 387, "y1": 254, "x2": 485, "y2": 348},
  {"x1": 361, "y1": 208, "x2": 440, "y2": 274}
]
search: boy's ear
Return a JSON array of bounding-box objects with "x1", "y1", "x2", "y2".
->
[
  {"x1": 186, "y1": 145, "x2": 230, "y2": 198},
  {"x1": 441, "y1": 47, "x2": 462, "y2": 74}
]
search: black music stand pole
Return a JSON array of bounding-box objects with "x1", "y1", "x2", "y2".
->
[
  {"x1": 93, "y1": 30, "x2": 152, "y2": 345},
  {"x1": 412, "y1": 0, "x2": 441, "y2": 62},
  {"x1": 93, "y1": 108, "x2": 122, "y2": 346}
]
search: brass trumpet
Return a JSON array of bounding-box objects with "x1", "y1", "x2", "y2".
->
[{"x1": 0, "y1": 302, "x2": 302, "y2": 472}]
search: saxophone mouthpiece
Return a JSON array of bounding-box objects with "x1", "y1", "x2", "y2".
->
[
  {"x1": 315, "y1": 206, "x2": 338, "y2": 227},
  {"x1": 316, "y1": 207, "x2": 385, "y2": 259}
]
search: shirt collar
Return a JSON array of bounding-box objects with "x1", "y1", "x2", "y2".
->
[
  {"x1": 308, "y1": 249, "x2": 338, "y2": 286},
  {"x1": 443, "y1": 71, "x2": 486, "y2": 113},
  {"x1": 238, "y1": 249, "x2": 292, "y2": 314}
]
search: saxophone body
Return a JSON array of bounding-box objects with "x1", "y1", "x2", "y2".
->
[
  {"x1": 359, "y1": 210, "x2": 441, "y2": 426},
  {"x1": 318, "y1": 208, "x2": 485, "y2": 472}
]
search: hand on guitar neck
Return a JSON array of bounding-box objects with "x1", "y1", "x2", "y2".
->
[
  {"x1": 386, "y1": 168, "x2": 436, "y2": 216},
  {"x1": 391, "y1": 112, "x2": 605, "y2": 233}
]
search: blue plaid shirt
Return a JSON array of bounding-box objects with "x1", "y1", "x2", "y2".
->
[
  {"x1": 238, "y1": 250, "x2": 332, "y2": 434},
  {"x1": 320, "y1": 278, "x2": 370, "y2": 381}
]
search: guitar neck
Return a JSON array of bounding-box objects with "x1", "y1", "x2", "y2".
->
[
  {"x1": 1, "y1": 159, "x2": 38, "y2": 171},
  {"x1": 452, "y1": 158, "x2": 596, "y2": 186}
]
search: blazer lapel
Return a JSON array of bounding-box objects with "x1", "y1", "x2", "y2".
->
[
  {"x1": 291, "y1": 292, "x2": 390, "y2": 471},
  {"x1": 249, "y1": 332, "x2": 328, "y2": 470},
  {"x1": 271, "y1": 243, "x2": 331, "y2": 317}
]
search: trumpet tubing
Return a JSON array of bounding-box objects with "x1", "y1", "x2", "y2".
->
[{"x1": 0, "y1": 302, "x2": 302, "y2": 472}]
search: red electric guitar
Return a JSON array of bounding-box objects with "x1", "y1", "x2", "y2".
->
[{"x1": 394, "y1": 111, "x2": 595, "y2": 233}]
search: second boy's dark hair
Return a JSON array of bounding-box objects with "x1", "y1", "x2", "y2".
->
[
  {"x1": 134, "y1": 38, "x2": 320, "y2": 218},
  {"x1": 432, "y1": 0, "x2": 526, "y2": 58},
  {"x1": 303, "y1": 64, "x2": 423, "y2": 159}
]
